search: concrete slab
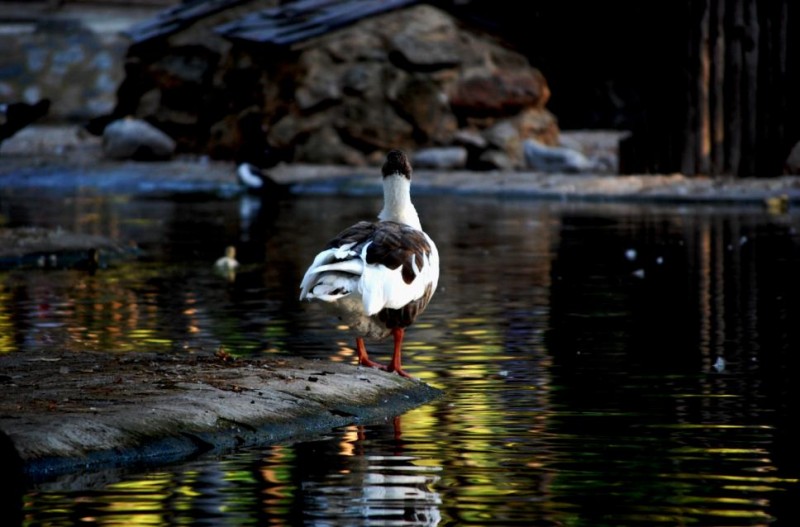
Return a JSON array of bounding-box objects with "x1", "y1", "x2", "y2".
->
[
  {"x1": 0, "y1": 226, "x2": 140, "y2": 270},
  {"x1": 0, "y1": 349, "x2": 442, "y2": 483}
]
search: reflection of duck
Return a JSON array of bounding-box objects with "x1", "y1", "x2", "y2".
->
[
  {"x1": 0, "y1": 430, "x2": 24, "y2": 526},
  {"x1": 73, "y1": 248, "x2": 100, "y2": 274},
  {"x1": 299, "y1": 150, "x2": 439, "y2": 378},
  {"x1": 291, "y1": 420, "x2": 442, "y2": 525}
]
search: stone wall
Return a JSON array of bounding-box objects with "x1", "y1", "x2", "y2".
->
[
  {"x1": 0, "y1": 23, "x2": 125, "y2": 121},
  {"x1": 0, "y1": 2, "x2": 165, "y2": 122}
]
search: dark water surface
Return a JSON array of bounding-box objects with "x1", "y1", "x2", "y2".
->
[{"x1": 2, "y1": 180, "x2": 800, "y2": 526}]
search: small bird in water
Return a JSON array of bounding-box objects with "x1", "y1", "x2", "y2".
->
[
  {"x1": 299, "y1": 150, "x2": 439, "y2": 378},
  {"x1": 214, "y1": 245, "x2": 239, "y2": 280}
]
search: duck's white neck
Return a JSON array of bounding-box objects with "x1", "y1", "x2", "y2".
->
[{"x1": 378, "y1": 174, "x2": 421, "y2": 230}]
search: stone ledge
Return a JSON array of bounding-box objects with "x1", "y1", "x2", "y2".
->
[{"x1": 0, "y1": 350, "x2": 442, "y2": 484}]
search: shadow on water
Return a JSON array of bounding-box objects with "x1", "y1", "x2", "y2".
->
[
  {"x1": 2, "y1": 176, "x2": 800, "y2": 526},
  {"x1": 0, "y1": 431, "x2": 24, "y2": 526}
]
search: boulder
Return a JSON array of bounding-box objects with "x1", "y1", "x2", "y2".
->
[
  {"x1": 412, "y1": 147, "x2": 468, "y2": 169},
  {"x1": 102, "y1": 117, "x2": 176, "y2": 160},
  {"x1": 523, "y1": 138, "x2": 594, "y2": 173}
]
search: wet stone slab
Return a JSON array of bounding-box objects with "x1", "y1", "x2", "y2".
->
[
  {"x1": 0, "y1": 226, "x2": 140, "y2": 270},
  {"x1": 0, "y1": 350, "x2": 442, "y2": 483}
]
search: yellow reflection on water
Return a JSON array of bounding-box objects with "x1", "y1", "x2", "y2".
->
[
  {"x1": 338, "y1": 425, "x2": 360, "y2": 457},
  {"x1": 128, "y1": 329, "x2": 172, "y2": 347},
  {"x1": 671, "y1": 473, "x2": 798, "y2": 484},
  {"x1": 616, "y1": 510, "x2": 774, "y2": 524},
  {"x1": 0, "y1": 280, "x2": 13, "y2": 353},
  {"x1": 644, "y1": 423, "x2": 773, "y2": 430},
  {"x1": 670, "y1": 446, "x2": 770, "y2": 455}
]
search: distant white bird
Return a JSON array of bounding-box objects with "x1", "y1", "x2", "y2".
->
[
  {"x1": 236, "y1": 162, "x2": 286, "y2": 196},
  {"x1": 299, "y1": 150, "x2": 439, "y2": 378}
]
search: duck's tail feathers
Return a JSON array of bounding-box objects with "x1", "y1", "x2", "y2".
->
[{"x1": 299, "y1": 255, "x2": 364, "y2": 300}]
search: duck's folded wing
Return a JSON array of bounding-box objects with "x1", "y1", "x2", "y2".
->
[
  {"x1": 299, "y1": 220, "x2": 438, "y2": 317},
  {"x1": 360, "y1": 222, "x2": 439, "y2": 314},
  {"x1": 298, "y1": 222, "x2": 375, "y2": 300}
]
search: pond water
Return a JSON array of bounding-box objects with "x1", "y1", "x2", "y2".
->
[{"x1": 2, "y1": 178, "x2": 800, "y2": 526}]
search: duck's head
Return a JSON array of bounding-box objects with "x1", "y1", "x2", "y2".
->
[{"x1": 382, "y1": 150, "x2": 412, "y2": 181}]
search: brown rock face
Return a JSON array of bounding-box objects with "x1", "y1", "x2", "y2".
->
[
  {"x1": 450, "y1": 70, "x2": 550, "y2": 118},
  {"x1": 112, "y1": 3, "x2": 560, "y2": 168}
]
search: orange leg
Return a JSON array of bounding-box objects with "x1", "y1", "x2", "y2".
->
[
  {"x1": 386, "y1": 327, "x2": 411, "y2": 378},
  {"x1": 356, "y1": 337, "x2": 386, "y2": 370},
  {"x1": 392, "y1": 415, "x2": 403, "y2": 444}
]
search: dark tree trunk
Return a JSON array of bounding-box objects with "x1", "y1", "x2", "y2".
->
[
  {"x1": 619, "y1": 0, "x2": 795, "y2": 177},
  {"x1": 711, "y1": 0, "x2": 725, "y2": 175},
  {"x1": 461, "y1": 0, "x2": 798, "y2": 178},
  {"x1": 740, "y1": 0, "x2": 759, "y2": 177}
]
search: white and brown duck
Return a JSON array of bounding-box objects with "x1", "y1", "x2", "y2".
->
[{"x1": 299, "y1": 149, "x2": 439, "y2": 378}]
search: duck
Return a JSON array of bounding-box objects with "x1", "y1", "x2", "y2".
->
[
  {"x1": 299, "y1": 149, "x2": 439, "y2": 378},
  {"x1": 214, "y1": 245, "x2": 239, "y2": 280},
  {"x1": 236, "y1": 161, "x2": 289, "y2": 197}
]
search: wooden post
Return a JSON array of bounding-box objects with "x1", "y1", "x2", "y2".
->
[
  {"x1": 619, "y1": 0, "x2": 793, "y2": 177},
  {"x1": 698, "y1": 0, "x2": 712, "y2": 175},
  {"x1": 740, "y1": 0, "x2": 759, "y2": 177},
  {"x1": 726, "y1": 0, "x2": 744, "y2": 176},
  {"x1": 711, "y1": 0, "x2": 725, "y2": 176}
]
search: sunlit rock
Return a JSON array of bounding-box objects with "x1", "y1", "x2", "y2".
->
[
  {"x1": 523, "y1": 138, "x2": 593, "y2": 173},
  {"x1": 412, "y1": 147, "x2": 467, "y2": 169}
]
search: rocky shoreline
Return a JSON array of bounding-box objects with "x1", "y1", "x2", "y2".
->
[{"x1": 3, "y1": 125, "x2": 799, "y2": 204}]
